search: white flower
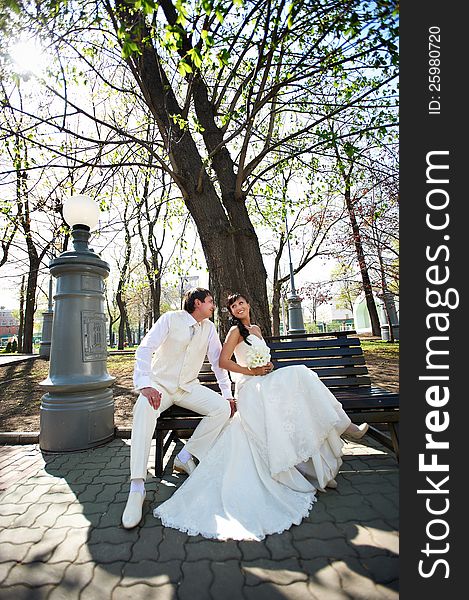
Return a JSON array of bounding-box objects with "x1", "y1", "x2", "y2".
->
[{"x1": 246, "y1": 345, "x2": 271, "y2": 369}]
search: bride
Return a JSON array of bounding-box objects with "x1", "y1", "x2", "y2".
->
[{"x1": 153, "y1": 293, "x2": 369, "y2": 541}]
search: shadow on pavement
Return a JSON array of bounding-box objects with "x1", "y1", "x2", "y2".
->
[{"x1": 0, "y1": 437, "x2": 398, "y2": 599}]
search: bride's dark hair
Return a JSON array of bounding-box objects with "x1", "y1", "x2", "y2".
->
[{"x1": 226, "y1": 293, "x2": 252, "y2": 345}]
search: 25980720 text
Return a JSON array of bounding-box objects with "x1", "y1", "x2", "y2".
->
[{"x1": 428, "y1": 26, "x2": 441, "y2": 115}]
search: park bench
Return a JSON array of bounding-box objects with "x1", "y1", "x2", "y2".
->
[{"x1": 153, "y1": 330, "x2": 399, "y2": 476}]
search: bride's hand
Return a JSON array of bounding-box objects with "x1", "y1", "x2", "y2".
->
[{"x1": 248, "y1": 363, "x2": 274, "y2": 376}]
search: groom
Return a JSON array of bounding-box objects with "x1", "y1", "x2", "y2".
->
[{"x1": 122, "y1": 287, "x2": 234, "y2": 529}]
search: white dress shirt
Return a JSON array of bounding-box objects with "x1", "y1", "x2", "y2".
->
[{"x1": 133, "y1": 311, "x2": 232, "y2": 400}]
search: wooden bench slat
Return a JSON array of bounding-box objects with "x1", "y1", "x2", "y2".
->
[
  {"x1": 272, "y1": 347, "x2": 364, "y2": 360},
  {"x1": 272, "y1": 362, "x2": 368, "y2": 375},
  {"x1": 268, "y1": 337, "x2": 362, "y2": 350}
]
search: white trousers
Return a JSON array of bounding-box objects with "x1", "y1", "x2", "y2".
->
[{"x1": 130, "y1": 384, "x2": 231, "y2": 480}]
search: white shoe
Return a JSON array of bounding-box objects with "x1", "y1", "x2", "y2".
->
[
  {"x1": 326, "y1": 479, "x2": 338, "y2": 489},
  {"x1": 173, "y1": 456, "x2": 197, "y2": 475},
  {"x1": 122, "y1": 491, "x2": 145, "y2": 529},
  {"x1": 342, "y1": 422, "x2": 369, "y2": 442}
]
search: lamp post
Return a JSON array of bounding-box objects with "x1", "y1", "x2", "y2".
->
[
  {"x1": 285, "y1": 213, "x2": 306, "y2": 334},
  {"x1": 39, "y1": 270, "x2": 54, "y2": 359},
  {"x1": 39, "y1": 195, "x2": 115, "y2": 452}
]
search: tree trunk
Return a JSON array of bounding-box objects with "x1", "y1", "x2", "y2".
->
[
  {"x1": 17, "y1": 276, "x2": 25, "y2": 353},
  {"x1": 116, "y1": 291, "x2": 127, "y2": 350},
  {"x1": 125, "y1": 316, "x2": 133, "y2": 346},
  {"x1": 271, "y1": 285, "x2": 281, "y2": 337},
  {"x1": 22, "y1": 253, "x2": 39, "y2": 353},
  {"x1": 115, "y1": 9, "x2": 271, "y2": 338},
  {"x1": 344, "y1": 187, "x2": 381, "y2": 336}
]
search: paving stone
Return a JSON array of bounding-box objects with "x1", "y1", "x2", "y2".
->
[
  {"x1": 140, "y1": 504, "x2": 163, "y2": 529},
  {"x1": 8, "y1": 502, "x2": 49, "y2": 528},
  {"x1": 244, "y1": 581, "x2": 315, "y2": 600},
  {"x1": 178, "y1": 560, "x2": 212, "y2": 600},
  {"x1": 80, "y1": 501, "x2": 112, "y2": 517},
  {"x1": 95, "y1": 483, "x2": 127, "y2": 503},
  {"x1": 48, "y1": 562, "x2": 95, "y2": 600},
  {"x1": 48, "y1": 528, "x2": 90, "y2": 563},
  {"x1": 0, "y1": 561, "x2": 15, "y2": 584},
  {"x1": 335, "y1": 523, "x2": 389, "y2": 558},
  {"x1": 365, "y1": 494, "x2": 399, "y2": 519},
  {"x1": 329, "y1": 504, "x2": 383, "y2": 523},
  {"x1": 360, "y1": 555, "x2": 399, "y2": 584},
  {"x1": 265, "y1": 531, "x2": 298, "y2": 560},
  {"x1": 157, "y1": 528, "x2": 187, "y2": 561},
  {"x1": 86, "y1": 541, "x2": 134, "y2": 563},
  {"x1": 0, "y1": 502, "x2": 24, "y2": 516},
  {"x1": 0, "y1": 541, "x2": 33, "y2": 562},
  {"x1": 113, "y1": 582, "x2": 176, "y2": 599},
  {"x1": 4, "y1": 561, "x2": 68, "y2": 586},
  {"x1": 360, "y1": 522, "x2": 399, "y2": 555},
  {"x1": 185, "y1": 539, "x2": 242, "y2": 562},
  {"x1": 293, "y1": 537, "x2": 358, "y2": 561},
  {"x1": 243, "y1": 558, "x2": 307, "y2": 586},
  {"x1": 0, "y1": 525, "x2": 46, "y2": 545},
  {"x1": 290, "y1": 521, "x2": 342, "y2": 542},
  {"x1": 322, "y1": 493, "x2": 372, "y2": 510},
  {"x1": 80, "y1": 562, "x2": 125, "y2": 600},
  {"x1": 210, "y1": 559, "x2": 244, "y2": 599},
  {"x1": 376, "y1": 580, "x2": 399, "y2": 599},
  {"x1": 131, "y1": 526, "x2": 164, "y2": 562},
  {"x1": 88, "y1": 525, "x2": 139, "y2": 546},
  {"x1": 333, "y1": 478, "x2": 357, "y2": 495},
  {"x1": 100, "y1": 501, "x2": 130, "y2": 530},
  {"x1": 238, "y1": 540, "x2": 271, "y2": 561},
  {"x1": 54, "y1": 512, "x2": 92, "y2": 529},
  {"x1": 76, "y1": 484, "x2": 105, "y2": 503},
  {"x1": 33, "y1": 503, "x2": 71, "y2": 527},
  {"x1": 301, "y1": 557, "x2": 346, "y2": 600},
  {"x1": 331, "y1": 557, "x2": 385, "y2": 600},
  {"x1": 304, "y1": 500, "x2": 335, "y2": 523},
  {"x1": 121, "y1": 559, "x2": 182, "y2": 585},
  {"x1": 0, "y1": 583, "x2": 55, "y2": 600}
]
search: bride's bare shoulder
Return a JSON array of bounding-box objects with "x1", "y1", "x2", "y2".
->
[
  {"x1": 250, "y1": 324, "x2": 263, "y2": 336},
  {"x1": 225, "y1": 326, "x2": 242, "y2": 342}
]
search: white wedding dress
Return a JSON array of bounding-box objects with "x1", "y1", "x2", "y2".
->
[{"x1": 153, "y1": 334, "x2": 351, "y2": 541}]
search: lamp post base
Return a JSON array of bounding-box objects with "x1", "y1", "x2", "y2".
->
[
  {"x1": 39, "y1": 310, "x2": 54, "y2": 359},
  {"x1": 287, "y1": 293, "x2": 306, "y2": 335},
  {"x1": 39, "y1": 387, "x2": 114, "y2": 452}
]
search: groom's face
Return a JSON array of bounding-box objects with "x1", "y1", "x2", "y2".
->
[{"x1": 196, "y1": 295, "x2": 215, "y2": 319}]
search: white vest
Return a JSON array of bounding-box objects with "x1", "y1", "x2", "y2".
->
[{"x1": 150, "y1": 311, "x2": 211, "y2": 395}]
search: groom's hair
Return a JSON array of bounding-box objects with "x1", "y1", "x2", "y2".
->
[{"x1": 183, "y1": 287, "x2": 212, "y2": 313}]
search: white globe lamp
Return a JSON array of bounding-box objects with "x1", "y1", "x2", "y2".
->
[{"x1": 63, "y1": 194, "x2": 100, "y2": 230}]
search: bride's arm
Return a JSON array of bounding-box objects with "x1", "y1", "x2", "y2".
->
[
  {"x1": 220, "y1": 327, "x2": 269, "y2": 376},
  {"x1": 219, "y1": 327, "x2": 250, "y2": 375}
]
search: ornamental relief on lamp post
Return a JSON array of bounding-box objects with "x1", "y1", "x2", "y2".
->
[{"x1": 81, "y1": 311, "x2": 107, "y2": 362}]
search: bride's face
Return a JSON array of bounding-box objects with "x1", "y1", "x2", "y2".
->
[{"x1": 229, "y1": 297, "x2": 250, "y2": 321}]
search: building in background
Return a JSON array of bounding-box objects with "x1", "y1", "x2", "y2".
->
[
  {"x1": 353, "y1": 292, "x2": 399, "y2": 339},
  {"x1": 315, "y1": 304, "x2": 354, "y2": 333},
  {"x1": 0, "y1": 307, "x2": 19, "y2": 347}
]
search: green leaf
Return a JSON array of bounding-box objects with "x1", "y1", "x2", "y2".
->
[
  {"x1": 177, "y1": 59, "x2": 193, "y2": 76},
  {"x1": 188, "y1": 47, "x2": 203, "y2": 69},
  {"x1": 202, "y1": 0, "x2": 213, "y2": 16},
  {"x1": 200, "y1": 29, "x2": 214, "y2": 48},
  {"x1": 217, "y1": 48, "x2": 230, "y2": 67}
]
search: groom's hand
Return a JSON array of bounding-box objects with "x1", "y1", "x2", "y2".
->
[{"x1": 141, "y1": 387, "x2": 162, "y2": 410}]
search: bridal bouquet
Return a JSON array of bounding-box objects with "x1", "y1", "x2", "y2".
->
[{"x1": 246, "y1": 345, "x2": 271, "y2": 369}]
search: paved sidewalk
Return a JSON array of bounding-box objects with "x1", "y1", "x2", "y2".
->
[
  {"x1": 0, "y1": 354, "x2": 37, "y2": 366},
  {"x1": 0, "y1": 437, "x2": 399, "y2": 599}
]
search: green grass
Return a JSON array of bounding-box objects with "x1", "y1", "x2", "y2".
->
[{"x1": 360, "y1": 339, "x2": 399, "y2": 360}]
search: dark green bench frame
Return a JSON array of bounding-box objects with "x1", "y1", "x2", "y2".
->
[{"x1": 154, "y1": 330, "x2": 399, "y2": 477}]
